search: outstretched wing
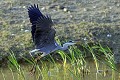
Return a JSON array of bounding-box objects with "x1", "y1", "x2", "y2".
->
[
  {"x1": 28, "y1": 4, "x2": 56, "y2": 49},
  {"x1": 35, "y1": 15, "x2": 56, "y2": 49},
  {"x1": 28, "y1": 4, "x2": 43, "y2": 41}
]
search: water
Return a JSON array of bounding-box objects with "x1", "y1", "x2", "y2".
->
[{"x1": 0, "y1": 59, "x2": 119, "y2": 80}]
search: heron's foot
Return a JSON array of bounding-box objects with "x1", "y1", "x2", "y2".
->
[
  {"x1": 35, "y1": 56, "x2": 42, "y2": 62},
  {"x1": 29, "y1": 56, "x2": 42, "y2": 75},
  {"x1": 30, "y1": 65, "x2": 36, "y2": 75}
]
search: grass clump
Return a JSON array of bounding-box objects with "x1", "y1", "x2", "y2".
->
[{"x1": 0, "y1": 41, "x2": 119, "y2": 80}]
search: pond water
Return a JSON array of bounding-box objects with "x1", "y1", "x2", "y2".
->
[{"x1": 0, "y1": 59, "x2": 120, "y2": 80}]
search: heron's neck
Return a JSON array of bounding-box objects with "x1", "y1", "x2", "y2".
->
[{"x1": 60, "y1": 44, "x2": 69, "y2": 50}]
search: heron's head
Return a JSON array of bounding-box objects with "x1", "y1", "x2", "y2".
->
[
  {"x1": 62, "y1": 40, "x2": 79, "y2": 50},
  {"x1": 65, "y1": 40, "x2": 77, "y2": 45}
]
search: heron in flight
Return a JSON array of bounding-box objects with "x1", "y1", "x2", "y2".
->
[{"x1": 28, "y1": 4, "x2": 78, "y2": 60}]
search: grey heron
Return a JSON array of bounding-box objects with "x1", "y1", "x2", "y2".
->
[{"x1": 28, "y1": 4, "x2": 78, "y2": 60}]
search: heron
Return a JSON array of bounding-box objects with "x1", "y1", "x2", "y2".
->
[{"x1": 28, "y1": 4, "x2": 79, "y2": 59}]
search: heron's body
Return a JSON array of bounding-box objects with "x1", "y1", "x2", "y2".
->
[{"x1": 28, "y1": 4, "x2": 77, "y2": 58}]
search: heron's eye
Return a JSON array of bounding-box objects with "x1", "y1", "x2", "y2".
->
[{"x1": 69, "y1": 40, "x2": 73, "y2": 42}]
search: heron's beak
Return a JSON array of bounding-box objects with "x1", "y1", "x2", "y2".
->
[{"x1": 74, "y1": 39, "x2": 81, "y2": 44}]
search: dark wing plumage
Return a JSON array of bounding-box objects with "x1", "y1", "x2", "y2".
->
[
  {"x1": 28, "y1": 4, "x2": 44, "y2": 41},
  {"x1": 28, "y1": 4, "x2": 56, "y2": 49},
  {"x1": 35, "y1": 15, "x2": 55, "y2": 48}
]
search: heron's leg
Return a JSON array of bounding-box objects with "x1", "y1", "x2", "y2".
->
[
  {"x1": 30, "y1": 56, "x2": 42, "y2": 74},
  {"x1": 30, "y1": 53, "x2": 47, "y2": 74},
  {"x1": 35, "y1": 55, "x2": 42, "y2": 62},
  {"x1": 30, "y1": 53, "x2": 46, "y2": 74},
  {"x1": 29, "y1": 49, "x2": 40, "y2": 74},
  {"x1": 30, "y1": 59, "x2": 38, "y2": 74},
  {"x1": 34, "y1": 52, "x2": 46, "y2": 61}
]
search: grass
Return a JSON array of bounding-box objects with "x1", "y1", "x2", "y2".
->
[
  {"x1": 8, "y1": 50, "x2": 25, "y2": 80},
  {"x1": 0, "y1": 40, "x2": 119, "y2": 80}
]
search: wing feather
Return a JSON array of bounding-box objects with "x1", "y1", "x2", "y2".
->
[
  {"x1": 28, "y1": 4, "x2": 56, "y2": 49},
  {"x1": 28, "y1": 4, "x2": 43, "y2": 41},
  {"x1": 35, "y1": 15, "x2": 56, "y2": 48}
]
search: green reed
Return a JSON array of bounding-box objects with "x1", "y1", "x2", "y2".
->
[
  {"x1": 7, "y1": 50, "x2": 25, "y2": 80},
  {"x1": 1, "y1": 40, "x2": 118, "y2": 80}
]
